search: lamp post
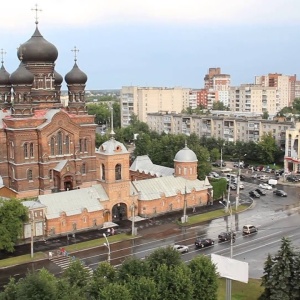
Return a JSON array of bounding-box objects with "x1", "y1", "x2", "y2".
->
[
  {"x1": 103, "y1": 233, "x2": 111, "y2": 263},
  {"x1": 236, "y1": 154, "x2": 247, "y2": 211},
  {"x1": 219, "y1": 200, "x2": 233, "y2": 300},
  {"x1": 131, "y1": 202, "x2": 136, "y2": 236},
  {"x1": 182, "y1": 185, "x2": 188, "y2": 223}
]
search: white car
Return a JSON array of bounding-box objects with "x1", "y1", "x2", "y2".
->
[
  {"x1": 259, "y1": 183, "x2": 272, "y2": 190},
  {"x1": 173, "y1": 244, "x2": 189, "y2": 254},
  {"x1": 210, "y1": 172, "x2": 219, "y2": 178}
]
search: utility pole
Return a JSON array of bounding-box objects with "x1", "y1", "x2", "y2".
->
[
  {"x1": 103, "y1": 233, "x2": 111, "y2": 263},
  {"x1": 131, "y1": 202, "x2": 136, "y2": 236},
  {"x1": 30, "y1": 218, "x2": 34, "y2": 258},
  {"x1": 182, "y1": 185, "x2": 188, "y2": 223},
  {"x1": 236, "y1": 154, "x2": 246, "y2": 210}
]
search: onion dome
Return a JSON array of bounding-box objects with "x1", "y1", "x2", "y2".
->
[
  {"x1": 174, "y1": 144, "x2": 198, "y2": 162},
  {"x1": 65, "y1": 62, "x2": 87, "y2": 85},
  {"x1": 17, "y1": 27, "x2": 58, "y2": 63},
  {"x1": 54, "y1": 69, "x2": 63, "y2": 85},
  {"x1": 0, "y1": 64, "x2": 11, "y2": 85},
  {"x1": 10, "y1": 62, "x2": 34, "y2": 85}
]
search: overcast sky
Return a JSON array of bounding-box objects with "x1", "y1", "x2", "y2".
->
[{"x1": 1, "y1": 0, "x2": 300, "y2": 90}]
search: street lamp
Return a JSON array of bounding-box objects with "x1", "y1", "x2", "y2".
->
[
  {"x1": 219, "y1": 200, "x2": 234, "y2": 300},
  {"x1": 236, "y1": 154, "x2": 247, "y2": 210},
  {"x1": 103, "y1": 233, "x2": 111, "y2": 263}
]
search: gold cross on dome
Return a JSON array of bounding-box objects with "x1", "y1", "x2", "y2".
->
[
  {"x1": 71, "y1": 46, "x2": 79, "y2": 62},
  {"x1": 0, "y1": 48, "x2": 6, "y2": 64},
  {"x1": 31, "y1": 4, "x2": 42, "y2": 25}
]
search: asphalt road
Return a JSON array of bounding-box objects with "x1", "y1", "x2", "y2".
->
[{"x1": 1, "y1": 178, "x2": 300, "y2": 290}]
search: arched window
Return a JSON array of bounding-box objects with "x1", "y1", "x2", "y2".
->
[
  {"x1": 30, "y1": 143, "x2": 34, "y2": 157},
  {"x1": 50, "y1": 137, "x2": 55, "y2": 155},
  {"x1": 57, "y1": 132, "x2": 63, "y2": 155},
  {"x1": 24, "y1": 143, "x2": 28, "y2": 158},
  {"x1": 84, "y1": 139, "x2": 88, "y2": 152},
  {"x1": 115, "y1": 164, "x2": 122, "y2": 180},
  {"x1": 65, "y1": 136, "x2": 70, "y2": 154},
  {"x1": 49, "y1": 169, "x2": 53, "y2": 180},
  {"x1": 81, "y1": 163, "x2": 86, "y2": 174},
  {"x1": 101, "y1": 163, "x2": 105, "y2": 180},
  {"x1": 27, "y1": 169, "x2": 33, "y2": 181},
  {"x1": 79, "y1": 139, "x2": 83, "y2": 152}
]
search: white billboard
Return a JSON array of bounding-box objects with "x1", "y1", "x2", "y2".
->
[{"x1": 211, "y1": 254, "x2": 249, "y2": 283}]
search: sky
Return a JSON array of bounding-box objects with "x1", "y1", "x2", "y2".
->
[{"x1": 1, "y1": 0, "x2": 300, "y2": 90}]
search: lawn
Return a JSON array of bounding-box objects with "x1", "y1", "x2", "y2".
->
[
  {"x1": 178, "y1": 205, "x2": 249, "y2": 226},
  {"x1": 218, "y1": 278, "x2": 264, "y2": 300}
]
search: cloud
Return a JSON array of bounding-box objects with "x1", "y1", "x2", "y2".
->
[{"x1": 2, "y1": 0, "x2": 300, "y2": 31}]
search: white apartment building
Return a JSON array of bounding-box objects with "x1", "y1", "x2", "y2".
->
[
  {"x1": 285, "y1": 123, "x2": 300, "y2": 173},
  {"x1": 120, "y1": 86, "x2": 190, "y2": 127},
  {"x1": 229, "y1": 85, "x2": 279, "y2": 115},
  {"x1": 147, "y1": 112, "x2": 292, "y2": 147}
]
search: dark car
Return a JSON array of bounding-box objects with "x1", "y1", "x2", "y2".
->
[
  {"x1": 218, "y1": 232, "x2": 236, "y2": 243},
  {"x1": 249, "y1": 190, "x2": 260, "y2": 198},
  {"x1": 273, "y1": 189, "x2": 287, "y2": 197},
  {"x1": 227, "y1": 183, "x2": 237, "y2": 190},
  {"x1": 212, "y1": 161, "x2": 226, "y2": 167},
  {"x1": 240, "y1": 175, "x2": 245, "y2": 181},
  {"x1": 286, "y1": 176, "x2": 299, "y2": 182},
  {"x1": 255, "y1": 188, "x2": 266, "y2": 196},
  {"x1": 195, "y1": 238, "x2": 215, "y2": 249}
]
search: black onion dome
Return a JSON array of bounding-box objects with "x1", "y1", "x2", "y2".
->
[
  {"x1": 54, "y1": 70, "x2": 63, "y2": 85},
  {"x1": 10, "y1": 62, "x2": 34, "y2": 85},
  {"x1": 0, "y1": 64, "x2": 11, "y2": 85},
  {"x1": 65, "y1": 62, "x2": 87, "y2": 85},
  {"x1": 17, "y1": 27, "x2": 58, "y2": 62}
]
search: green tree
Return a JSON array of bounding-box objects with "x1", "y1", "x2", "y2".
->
[
  {"x1": 62, "y1": 259, "x2": 90, "y2": 291},
  {"x1": 210, "y1": 178, "x2": 227, "y2": 200},
  {"x1": 210, "y1": 148, "x2": 220, "y2": 162},
  {"x1": 212, "y1": 102, "x2": 229, "y2": 111},
  {"x1": 15, "y1": 269, "x2": 58, "y2": 300},
  {"x1": 260, "y1": 237, "x2": 297, "y2": 300},
  {"x1": 258, "y1": 132, "x2": 278, "y2": 163},
  {"x1": 262, "y1": 111, "x2": 269, "y2": 119},
  {"x1": 100, "y1": 283, "x2": 132, "y2": 300},
  {"x1": 125, "y1": 276, "x2": 158, "y2": 300},
  {"x1": 0, "y1": 198, "x2": 28, "y2": 252},
  {"x1": 56, "y1": 279, "x2": 85, "y2": 300},
  {"x1": 146, "y1": 246, "x2": 182, "y2": 273},
  {"x1": 154, "y1": 264, "x2": 193, "y2": 300},
  {"x1": 259, "y1": 254, "x2": 273, "y2": 300},
  {"x1": 188, "y1": 255, "x2": 218, "y2": 300},
  {"x1": 87, "y1": 103, "x2": 110, "y2": 125},
  {"x1": 118, "y1": 257, "x2": 150, "y2": 282},
  {"x1": 292, "y1": 98, "x2": 300, "y2": 112},
  {"x1": 0, "y1": 277, "x2": 18, "y2": 300}
]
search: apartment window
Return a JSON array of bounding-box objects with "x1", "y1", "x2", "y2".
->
[
  {"x1": 84, "y1": 138, "x2": 88, "y2": 152},
  {"x1": 49, "y1": 169, "x2": 53, "y2": 180}
]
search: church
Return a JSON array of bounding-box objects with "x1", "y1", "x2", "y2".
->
[{"x1": 0, "y1": 15, "x2": 212, "y2": 239}]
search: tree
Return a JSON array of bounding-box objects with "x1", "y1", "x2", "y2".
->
[
  {"x1": 62, "y1": 259, "x2": 90, "y2": 291},
  {"x1": 258, "y1": 132, "x2": 278, "y2": 163},
  {"x1": 262, "y1": 111, "x2": 269, "y2": 119},
  {"x1": 0, "y1": 198, "x2": 28, "y2": 252},
  {"x1": 0, "y1": 277, "x2": 18, "y2": 300},
  {"x1": 292, "y1": 98, "x2": 300, "y2": 112},
  {"x1": 260, "y1": 237, "x2": 298, "y2": 300},
  {"x1": 125, "y1": 276, "x2": 158, "y2": 300},
  {"x1": 154, "y1": 264, "x2": 193, "y2": 300},
  {"x1": 118, "y1": 257, "x2": 150, "y2": 282},
  {"x1": 212, "y1": 102, "x2": 228, "y2": 111},
  {"x1": 14, "y1": 269, "x2": 58, "y2": 300},
  {"x1": 209, "y1": 178, "x2": 227, "y2": 200},
  {"x1": 210, "y1": 148, "x2": 220, "y2": 162},
  {"x1": 100, "y1": 283, "x2": 132, "y2": 300},
  {"x1": 146, "y1": 246, "x2": 182, "y2": 273},
  {"x1": 188, "y1": 255, "x2": 218, "y2": 300}
]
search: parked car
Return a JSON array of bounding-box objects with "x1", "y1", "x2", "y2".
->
[
  {"x1": 173, "y1": 244, "x2": 189, "y2": 254},
  {"x1": 259, "y1": 183, "x2": 272, "y2": 190},
  {"x1": 218, "y1": 232, "x2": 236, "y2": 243},
  {"x1": 240, "y1": 175, "x2": 245, "y2": 181},
  {"x1": 212, "y1": 161, "x2": 226, "y2": 167},
  {"x1": 249, "y1": 190, "x2": 260, "y2": 198},
  {"x1": 238, "y1": 183, "x2": 244, "y2": 190},
  {"x1": 273, "y1": 189, "x2": 287, "y2": 197},
  {"x1": 210, "y1": 171, "x2": 220, "y2": 178},
  {"x1": 227, "y1": 183, "x2": 237, "y2": 190},
  {"x1": 255, "y1": 188, "x2": 266, "y2": 196},
  {"x1": 286, "y1": 176, "x2": 299, "y2": 182},
  {"x1": 195, "y1": 238, "x2": 215, "y2": 249},
  {"x1": 259, "y1": 175, "x2": 270, "y2": 181},
  {"x1": 243, "y1": 224, "x2": 258, "y2": 235}
]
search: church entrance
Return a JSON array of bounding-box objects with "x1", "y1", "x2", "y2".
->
[
  {"x1": 64, "y1": 176, "x2": 73, "y2": 191},
  {"x1": 112, "y1": 203, "x2": 127, "y2": 221}
]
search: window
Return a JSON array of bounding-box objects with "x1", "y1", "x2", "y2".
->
[
  {"x1": 79, "y1": 139, "x2": 83, "y2": 152},
  {"x1": 65, "y1": 136, "x2": 70, "y2": 154},
  {"x1": 50, "y1": 137, "x2": 55, "y2": 155},
  {"x1": 82, "y1": 163, "x2": 86, "y2": 174},
  {"x1": 101, "y1": 163, "x2": 105, "y2": 180},
  {"x1": 84, "y1": 139, "x2": 87, "y2": 152},
  {"x1": 24, "y1": 143, "x2": 28, "y2": 158},
  {"x1": 115, "y1": 164, "x2": 121, "y2": 180},
  {"x1": 57, "y1": 132, "x2": 63, "y2": 155},
  {"x1": 49, "y1": 169, "x2": 53, "y2": 180},
  {"x1": 27, "y1": 169, "x2": 33, "y2": 181},
  {"x1": 30, "y1": 143, "x2": 34, "y2": 157}
]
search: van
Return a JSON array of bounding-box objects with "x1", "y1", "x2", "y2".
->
[
  {"x1": 268, "y1": 179, "x2": 277, "y2": 186},
  {"x1": 243, "y1": 225, "x2": 258, "y2": 235},
  {"x1": 226, "y1": 174, "x2": 237, "y2": 182}
]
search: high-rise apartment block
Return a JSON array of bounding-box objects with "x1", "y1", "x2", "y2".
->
[{"x1": 120, "y1": 86, "x2": 190, "y2": 127}]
